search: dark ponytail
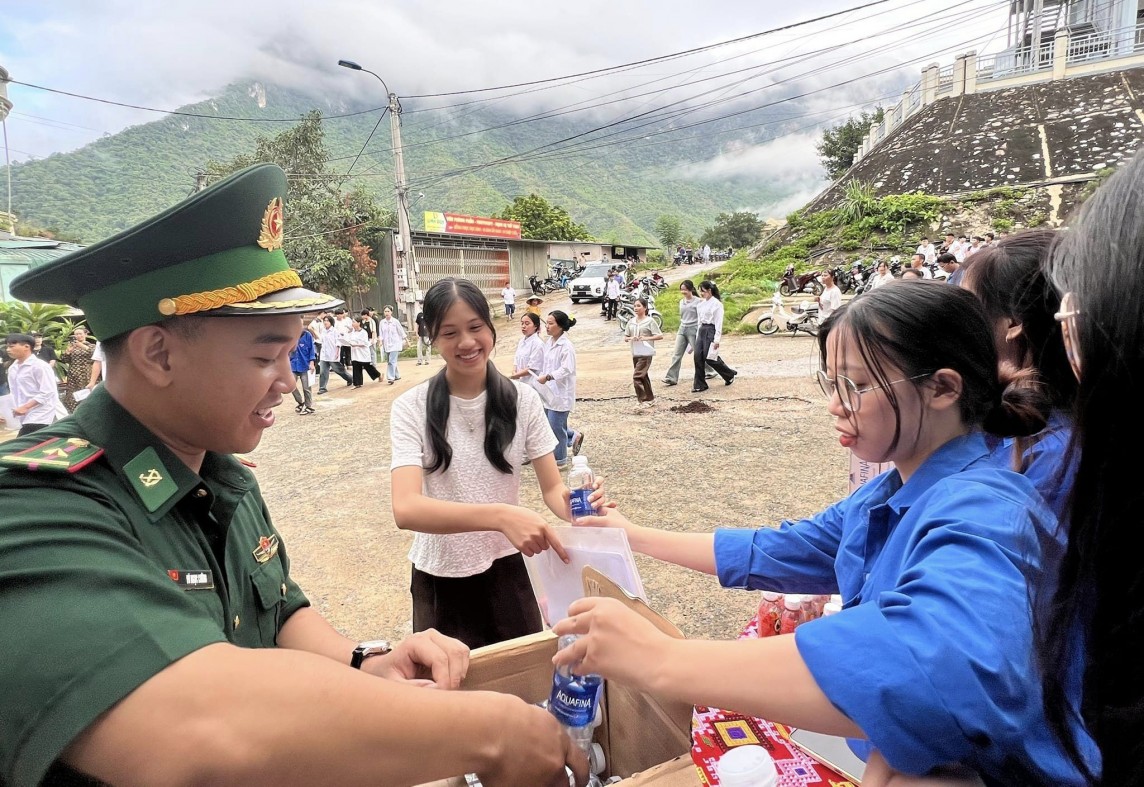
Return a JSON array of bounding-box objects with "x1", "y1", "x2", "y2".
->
[
  {"x1": 422, "y1": 279, "x2": 518, "y2": 475},
  {"x1": 981, "y1": 364, "x2": 1049, "y2": 439},
  {"x1": 549, "y1": 311, "x2": 576, "y2": 332}
]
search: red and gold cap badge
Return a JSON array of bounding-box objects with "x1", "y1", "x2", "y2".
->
[{"x1": 257, "y1": 197, "x2": 284, "y2": 252}]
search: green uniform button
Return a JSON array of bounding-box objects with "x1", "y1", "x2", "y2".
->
[{"x1": 194, "y1": 488, "x2": 208, "y2": 498}]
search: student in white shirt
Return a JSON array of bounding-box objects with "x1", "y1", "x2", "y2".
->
[
  {"x1": 348, "y1": 317, "x2": 381, "y2": 387},
  {"x1": 4, "y1": 333, "x2": 61, "y2": 436},
  {"x1": 816, "y1": 269, "x2": 843, "y2": 322},
  {"x1": 390, "y1": 278, "x2": 588, "y2": 649},
  {"x1": 538, "y1": 310, "x2": 583, "y2": 467},
  {"x1": 377, "y1": 305, "x2": 408, "y2": 384},
  {"x1": 910, "y1": 253, "x2": 933, "y2": 279},
  {"x1": 871, "y1": 261, "x2": 895, "y2": 289},
  {"x1": 916, "y1": 237, "x2": 937, "y2": 265},
  {"x1": 624, "y1": 298, "x2": 664, "y2": 409},
  {"x1": 604, "y1": 275, "x2": 622, "y2": 322},
  {"x1": 501, "y1": 283, "x2": 516, "y2": 319},
  {"x1": 317, "y1": 315, "x2": 353, "y2": 392},
  {"x1": 510, "y1": 313, "x2": 546, "y2": 383},
  {"x1": 693, "y1": 280, "x2": 737, "y2": 392}
]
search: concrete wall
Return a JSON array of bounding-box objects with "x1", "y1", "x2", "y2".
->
[{"x1": 809, "y1": 68, "x2": 1144, "y2": 212}]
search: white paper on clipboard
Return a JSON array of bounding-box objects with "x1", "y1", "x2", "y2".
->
[
  {"x1": 525, "y1": 370, "x2": 556, "y2": 408},
  {"x1": 525, "y1": 526, "x2": 646, "y2": 626}
]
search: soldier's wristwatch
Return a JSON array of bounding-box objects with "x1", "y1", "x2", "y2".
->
[{"x1": 350, "y1": 639, "x2": 392, "y2": 669}]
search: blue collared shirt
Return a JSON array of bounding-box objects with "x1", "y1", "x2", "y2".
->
[
  {"x1": 713, "y1": 432, "x2": 1097, "y2": 783},
  {"x1": 289, "y1": 332, "x2": 315, "y2": 374},
  {"x1": 987, "y1": 409, "x2": 1075, "y2": 522}
]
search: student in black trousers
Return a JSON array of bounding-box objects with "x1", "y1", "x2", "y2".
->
[{"x1": 692, "y1": 280, "x2": 737, "y2": 392}]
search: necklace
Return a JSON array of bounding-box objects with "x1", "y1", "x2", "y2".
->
[{"x1": 456, "y1": 405, "x2": 480, "y2": 434}]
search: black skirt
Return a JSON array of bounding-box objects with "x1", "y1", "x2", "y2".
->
[{"x1": 411, "y1": 552, "x2": 543, "y2": 650}]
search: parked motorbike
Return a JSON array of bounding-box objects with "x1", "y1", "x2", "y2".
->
[
  {"x1": 756, "y1": 291, "x2": 820, "y2": 337},
  {"x1": 830, "y1": 265, "x2": 855, "y2": 294},
  {"x1": 778, "y1": 264, "x2": 823, "y2": 297},
  {"x1": 617, "y1": 302, "x2": 664, "y2": 332}
]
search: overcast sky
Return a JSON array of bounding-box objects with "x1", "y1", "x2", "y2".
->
[{"x1": 1, "y1": 0, "x2": 1012, "y2": 207}]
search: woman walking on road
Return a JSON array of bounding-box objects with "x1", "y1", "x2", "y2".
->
[
  {"x1": 60, "y1": 326, "x2": 95, "y2": 413},
  {"x1": 390, "y1": 278, "x2": 582, "y2": 649},
  {"x1": 348, "y1": 316, "x2": 382, "y2": 387},
  {"x1": 625, "y1": 298, "x2": 663, "y2": 409},
  {"x1": 378, "y1": 305, "x2": 408, "y2": 383},
  {"x1": 510, "y1": 313, "x2": 546, "y2": 382},
  {"x1": 538, "y1": 310, "x2": 582, "y2": 467},
  {"x1": 662, "y1": 280, "x2": 712, "y2": 386},
  {"x1": 317, "y1": 315, "x2": 352, "y2": 392},
  {"x1": 693, "y1": 280, "x2": 737, "y2": 392},
  {"x1": 415, "y1": 310, "x2": 432, "y2": 365}
]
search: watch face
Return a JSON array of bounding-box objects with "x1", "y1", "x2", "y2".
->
[{"x1": 358, "y1": 639, "x2": 391, "y2": 652}]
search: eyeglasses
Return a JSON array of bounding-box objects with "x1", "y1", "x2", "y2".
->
[
  {"x1": 1054, "y1": 291, "x2": 1082, "y2": 380},
  {"x1": 815, "y1": 370, "x2": 932, "y2": 413}
]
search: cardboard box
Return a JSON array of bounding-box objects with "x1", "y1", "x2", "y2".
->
[{"x1": 419, "y1": 569, "x2": 699, "y2": 786}]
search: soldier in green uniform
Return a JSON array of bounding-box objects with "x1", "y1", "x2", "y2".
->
[{"x1": 0, "y1": 164, "x2": 586, "y2": 787}]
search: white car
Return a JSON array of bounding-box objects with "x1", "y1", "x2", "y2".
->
[{"x1": 569, "y1": 262, "x2": 629, "y2": 303}]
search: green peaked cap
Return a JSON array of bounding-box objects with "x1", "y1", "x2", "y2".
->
[{"x1": 9, "y1": 164, "x2": 342, "y2": 338}]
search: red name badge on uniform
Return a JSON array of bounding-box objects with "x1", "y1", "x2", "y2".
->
[{"x1": 167, "y1": 569, "x2": 216, "y2": 590}]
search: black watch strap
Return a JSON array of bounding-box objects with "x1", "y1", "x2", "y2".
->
[{"x1": 350, "y1": 640, "x2": 392, "y2": 669}]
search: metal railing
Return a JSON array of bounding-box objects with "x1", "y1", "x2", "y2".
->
[
  {"x1": 907, "y1": 86, "x2": 922, "y2": 112},
  {"x1": 936, "y1": 64, "x2": 956, "y2": 95},
  {"x1": 978, "y1": 41, "x2": 1054, "y2": 80},
  {"x1": 1066, "y1": 22, "x2": 1144, "y2": 64}
]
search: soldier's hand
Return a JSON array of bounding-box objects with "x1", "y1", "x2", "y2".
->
[
  {"x1": 363, "y1": 628, "x2": 470, "y2": 689},
  {"x1": 477, "y1": 698, "x2": 589, "y2": 786}
]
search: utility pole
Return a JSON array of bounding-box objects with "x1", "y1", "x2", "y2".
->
[
  {"x1": 387, "y1": 91, "x2": 418, "y2": 331},
  {"x1": 1, "y1": 65, "x2": 15, "y2": 235},
  {"x1": 338, "y1": 59, "x2": 419, "y2": 331}
]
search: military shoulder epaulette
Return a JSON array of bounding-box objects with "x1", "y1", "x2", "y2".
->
[{"x1": 0, "y1": 437, "x2": 105, "y2": 473}]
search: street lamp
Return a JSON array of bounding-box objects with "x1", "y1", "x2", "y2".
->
[{"x1": 338, "y1": 58, "x2": 416, "y2": 328}]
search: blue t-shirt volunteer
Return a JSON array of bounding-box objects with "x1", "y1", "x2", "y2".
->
[{"x1": 713, "y1": 431, "x2": 1097, "y2": 784}]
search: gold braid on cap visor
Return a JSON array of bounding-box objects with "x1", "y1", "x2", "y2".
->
[{"x1": 157, "y1": 269, "x2": 305, "y2": 316}]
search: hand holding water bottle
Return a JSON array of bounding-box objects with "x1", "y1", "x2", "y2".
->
[{"x1": 552, "y1": 597, "x2": 676, "y2": 693}]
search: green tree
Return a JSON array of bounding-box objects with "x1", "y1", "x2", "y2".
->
[
  {"x1": 653, "y1": 215, "x2": 683, "y2": 252},
  {"x1": 493, "y1": 194, "x2": 591, "y2": 241},
  {"x1": 816, "y1": 108, "x2": 885, "y2": 179},
  {"x1": 206, "y1": 111, "x2": 393, "y2": 300},
  {"x1": 699, "y1": 211, "x2": 764, "y2": 250},
  {"x1": 0, "y1": 302, "x2": 82, "y2": 378}
]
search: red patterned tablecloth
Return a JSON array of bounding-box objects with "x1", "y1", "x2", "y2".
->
[{"x1": 689, "y1": 612, "x2": 858, "y2": 786}]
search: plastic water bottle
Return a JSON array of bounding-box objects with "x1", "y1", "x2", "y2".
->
[
  {"x1": 779, "y1": 594, "x2": 805, "y2": 635},
  {"x1": 568, "y1": 456, "x2": 596, "y2": 519},
  {"x1": 551, "y1": 634, "x2": 606, "y2": 785},
  {"x1": 716, "y1": 744, "x2": 779, "y2": 787},
  {"x1": 756, "y1": 591, "x2": 783, "y2": 637}
]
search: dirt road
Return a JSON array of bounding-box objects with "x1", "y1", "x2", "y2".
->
[{"x1": 252, "y1": 263, "x2": 848, "y2": 643}]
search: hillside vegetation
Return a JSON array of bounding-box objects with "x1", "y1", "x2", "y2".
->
[
  {"x1": 655, "y1": 184, "x2": 1056, "y2": 335},
  {"x1": 6, "y1": 82, "x2": 803, "y2": 245}
]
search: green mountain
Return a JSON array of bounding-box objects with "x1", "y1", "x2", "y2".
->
[{"x1": 5, "y1": 81, "x2": 810, "y2": 246}]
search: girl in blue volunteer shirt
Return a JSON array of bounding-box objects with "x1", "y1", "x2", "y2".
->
[
  {"x1": 961, "y1": 229, "x2": 1078, "y2": 519},
  {"x1": 556, "y1": 282, "x2": 1097, "y2": 784}
]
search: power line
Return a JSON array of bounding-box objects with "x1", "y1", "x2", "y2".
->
[
  {"x1": 406, "y1": 4, "x2": 1006, "y2": 190},
  {"x1": 344, "y1": 107, "x2": 389, "y2": 176},
  {"x1": 336, "y1": 0, "x2": 998, "y2": 173},
  {"x1": 402, "y1": 0, "x2": 901, "y2": 99},
  {"x1": 3, "y1": 78, "x2": 386, "y2": 123}
]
